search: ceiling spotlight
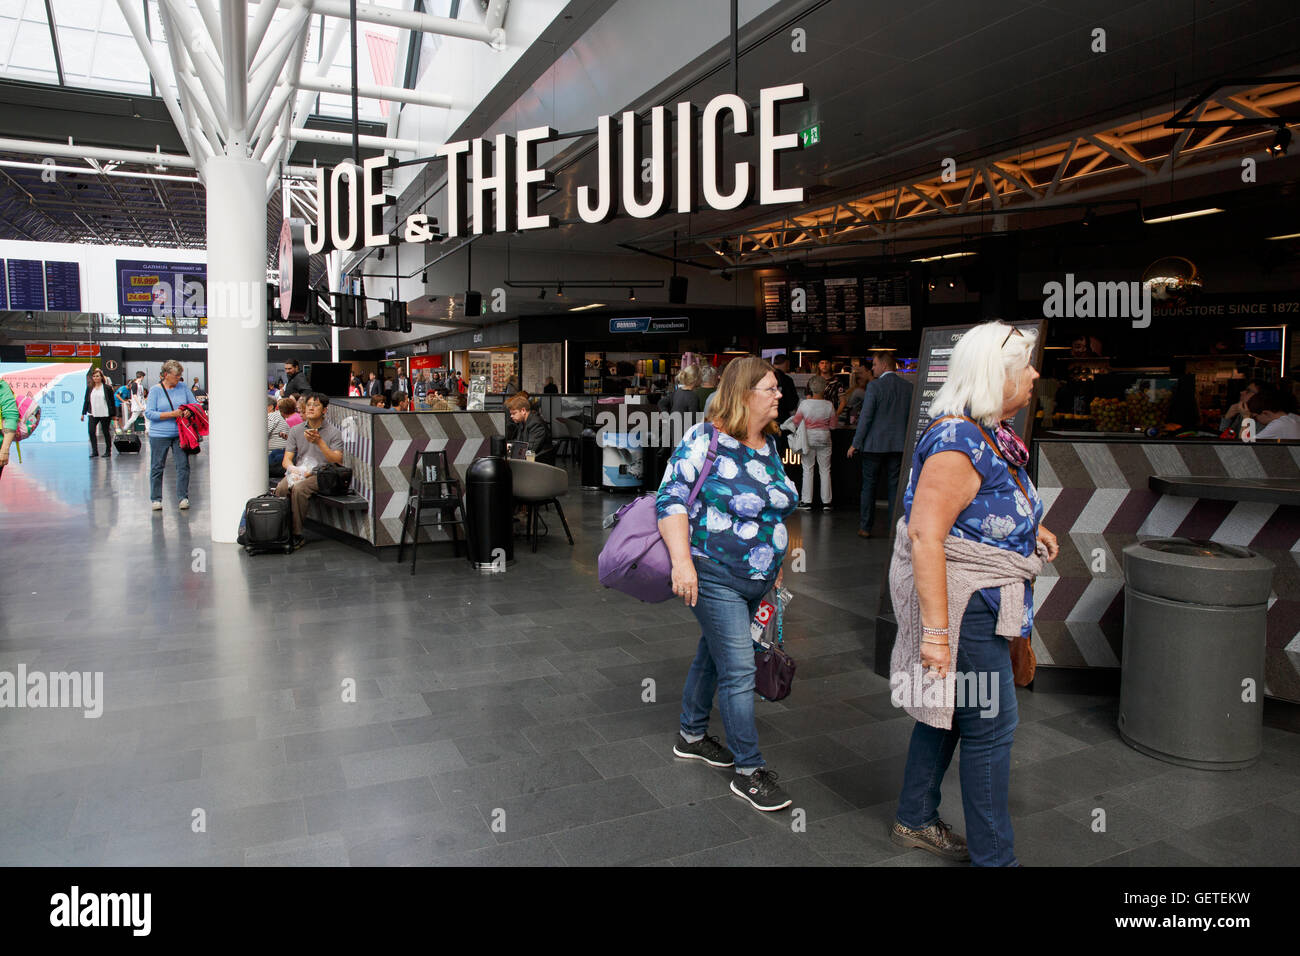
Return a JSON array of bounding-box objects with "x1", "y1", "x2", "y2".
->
[
  {"x1": 1081, "y1": 206, "x2": 1095, "y2": 228},
  {"x1": 1268, "y1": 126, "x2": 1291, "y2": 158},
  {"x1": 421, "y1": 270, "x2": 427, "y2": 283},
  {"x1": 538, "y1": 288, "x2": 546, "y2": 300},
  {"x1": 947, "y1": 279, "x2": 956, "y2": 289},
  {"x1": 928, "y1": 281, "x2": 936, "y2": 292},
  {"x1": 556, "y1": 283, "x2": 564, "y2": 297},
  {"x1": 377, "y1": 248, "x2": 384, "y2": 260},
  {"x1": 627, "y1": 288, "x2": 636, "y2": 301}
]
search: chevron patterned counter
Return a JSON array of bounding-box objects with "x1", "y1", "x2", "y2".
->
[{"x1": 1031, "y1": 437, "x2": 1300, "y2": 704}]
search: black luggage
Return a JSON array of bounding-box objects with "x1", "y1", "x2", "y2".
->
[
  {"x1": 114, "y1": 433, "x2": 141, "y2": 453},
  {"x1": 238, "y1": 494, "x2": 293, "y2": 554},
  {"x1": 315, "y1": 463, "x2": 353, "y2": 496}
]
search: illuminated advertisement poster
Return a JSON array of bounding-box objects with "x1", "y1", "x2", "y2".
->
[
  {"x1": 0, "y1": 362, "x2": 92, "y2": 443},
  {"x1": 116, "y1": 260, "x2": 207, "y2": 317}
]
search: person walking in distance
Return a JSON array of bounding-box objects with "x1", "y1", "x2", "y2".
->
[
  {"x1": 144, "y1": 360, "x2": 198, "y2": 511},
  {"x1": 81, "y1": 367, "x2": 117, "y2": 458},
  {"x1": 283, "y1": 359, "x2": 311, "y2": 398},
  {"x1": 848, "y1": 352, "x2": 913, "y2": 537},
  {"x1": 657, "y1": 356, "x2": 799, "y2": 812},
  {"x1": 788, "y1": 377, "x2": 835, "y2": 510}
]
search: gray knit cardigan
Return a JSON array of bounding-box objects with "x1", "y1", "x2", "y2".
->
[{"x1": 888, "y1": 517, "x2": 1044, "y2": 730}]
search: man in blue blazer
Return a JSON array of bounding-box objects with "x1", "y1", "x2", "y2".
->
[{"x1": 847, "y1": 353, "x2": 913, "y2": 537}]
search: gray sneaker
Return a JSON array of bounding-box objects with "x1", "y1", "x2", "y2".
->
[
  {"x1": 890, "y1": 819, "x2": 971, "y2": 862},
  {"x1": 673, "y1": 733, "x2": 734, "y2": 768}
]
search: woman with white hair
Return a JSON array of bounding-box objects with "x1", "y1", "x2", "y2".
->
[
  {"x1": 887, "y1": 321, "x2": 1058, "y2": 866},
  {"x1": 659, "y1": 363, "x2": 701, "y2": 414}
]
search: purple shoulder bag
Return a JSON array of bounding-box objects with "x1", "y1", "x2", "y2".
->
[{"x1": 597, "y1": 426, "x2": 719, "y2": 603}]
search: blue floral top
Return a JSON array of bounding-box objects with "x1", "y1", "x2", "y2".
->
[
  {"x1": 656, "y1": 422, "x2": 798, "y2": 581},
  {"x1": 902, "y1": 416, "x2": 1043, "y2": 635}
]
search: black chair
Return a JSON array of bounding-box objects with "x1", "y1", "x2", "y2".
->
[{"x1": 397, "y1": 450, "x2": 465, "y2": 573}]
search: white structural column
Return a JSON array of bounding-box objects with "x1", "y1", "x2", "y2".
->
[{"x1": 205, "y1": 156, "x2": 269, "y2": 542}]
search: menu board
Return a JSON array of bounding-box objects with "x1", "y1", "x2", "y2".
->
[
  {"x1": 864, "y1": 305, "x2": 912, "y2": 331},
  {"x1": 788, "y1": 279, "x2": 824, "y2": 333},
  {"x1": 862, "y1": 273, "x2": 909, "y2": 306},
  {"x1": 0, "y1": 261, "x2": 7, "y2": 309},
  {"x1": 44, "y1": 261, "x2": 82, "y2": 311},
  {"x1": 761, "y1": 277, "x2": 790, "y2": 333},
  {"x1": 7, "y1": 259, "x2": 46, "y2": 311},
  {"x1": 824, "y1": 277, "x2": 860, "y2": 332},
  {"x1": 896, "y1": 320, "x2": 1047, "y2": 516}
]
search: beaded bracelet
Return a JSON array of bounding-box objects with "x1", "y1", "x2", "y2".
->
[{"x1": 921, "y1": 626, "x2": 950, "y2": 636}]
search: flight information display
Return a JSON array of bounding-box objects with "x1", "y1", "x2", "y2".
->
[
  {"x1": 6, "y1": 259, "x2": 46, "y2": 311},
  {"x1": 44, "y1": 260, "x2": 82, "y2": 311}
]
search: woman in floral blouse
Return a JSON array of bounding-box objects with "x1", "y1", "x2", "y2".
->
[
  {"x1": 890, "y1": 321, "x2": 1058, "y2": 866},
  {"x1": 656, "y1": 356, "x2": 798, "y2": 812}
]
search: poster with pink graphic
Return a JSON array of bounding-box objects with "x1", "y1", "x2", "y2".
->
[{"x1": 0, "y1": 362, "x2": 91, "y2": 443}]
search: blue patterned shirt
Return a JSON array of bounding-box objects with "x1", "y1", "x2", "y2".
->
[
  {"x1": 902, "y1": 416, "x2": 1043, "y2": 635},
  {"x1": 656, "y1": 422, "x2": 798, "y2": 580}
]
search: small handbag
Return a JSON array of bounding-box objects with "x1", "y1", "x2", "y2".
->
[
  {"x1": 753, "y1": 591, "x2": 796, "y2": 701},
  {"x1": 315, "y1": 463, "x2": 353, "y2": 495},
  {"x1": 598, "y1": 426, "x2": 718, "y2": 603}
]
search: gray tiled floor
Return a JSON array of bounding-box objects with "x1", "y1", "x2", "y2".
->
[{"x1": 2, "y1": 443, "x2": 1298, "y2": 866}]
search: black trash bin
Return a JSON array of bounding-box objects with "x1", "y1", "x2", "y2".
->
[
  {"x1": 465, "y1": 450, "x2": 513, "y2": 571},
  {"x1": 1119, "y1": 538, "x2": 1274, "y2": 770}
]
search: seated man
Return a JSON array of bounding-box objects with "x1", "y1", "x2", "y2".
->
[
  {"x1": 505, "y1": 393, "x2": 555, "y2": 464},
  {"x1": 274, "y1": 392, "x2": 344, "y2": 549},
  {"x1": 391, "y1": 390, "x2": 411, "y2": 411}
]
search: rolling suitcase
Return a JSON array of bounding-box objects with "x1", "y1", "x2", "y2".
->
[
  {"x1": 113, "y1": 432, "x2": 141, "y2": 454},
  {"x1": 238, "y1": 494, "x2": 294, "y2": 554}
]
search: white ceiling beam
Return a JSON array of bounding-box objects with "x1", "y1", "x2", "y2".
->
[
  {"x1": 292, "y1": 17, "x2": 348, "y2": 135},
  {"x1": 293, "y1": 75, "x2": 454, "y2": 109},
  {"x1": 160, "y1": 0, "x2": 228, "y2": 127},
  {"x1": 289, "y1": 127, "x2": 421, "y2": 152},
  {"x1": 219, "y1": 0, "x2": 249, "y2": 145},
  {"x1": 0, "y1": 159, "x2": 200, "y2": 183},
  {"x1": 245, "y1": 0, "x2": 282, "y2": 71},
  {"x1": 252, "y1": 0, "x2": 506, "y2": 46},
  {"x1": 112, "y1": 0, "x2": 196, "y2": 160},
  {"x1": 0, "y1": 136, "x2": 197, "y2": 169},
  {"x1": 247, "y1": 4, "x2": 313, "y2": 132}
]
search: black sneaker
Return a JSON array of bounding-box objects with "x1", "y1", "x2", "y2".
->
[
  {"x1": 730, "y1": 768, "x2": 792, "y2": 811},
  {"x1": 291, "y1": 535, "x2": 307, "y2": 551},
  {"x1": 673, "y1": 733, "x2": 734, "y2": 768}
]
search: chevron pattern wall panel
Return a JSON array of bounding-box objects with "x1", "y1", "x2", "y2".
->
[{"x1": 1032, "y1": 439, "x2": 1300, "y2": 703}]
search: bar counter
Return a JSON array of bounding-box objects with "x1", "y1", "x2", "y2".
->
[
  {"x1": 319, "y1": 399, "x2": 505, "y2": 550},
  {"x1": 1031, "y1": 435, "x2": 1300, "y2": 704}
]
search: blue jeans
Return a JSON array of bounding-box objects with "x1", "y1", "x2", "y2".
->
[
  {"x1": 269, "y1": 447, "x2": 286, "y2": 476},
  {"x1": 680, "y1": 557, "x2": 772, "y2": 769},
  {"x1": 859, "y1": 451, "x2": 901, "y2": 533},
  {"x1": 149, "y1": 435, "x2": 191, "y2": 503},
  {"x1": 896, "y1": 593, "x2": 1019, "y2": 866}
]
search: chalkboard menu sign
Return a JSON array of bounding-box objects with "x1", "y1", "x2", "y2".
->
[
  {"x1": 760, "y1": 277, "x2": 790, "y2": 333},
  {"x1": 893, "y1": 320, "x2": 1047, "y2": 526},
  {"x1": 862, "y1": 273, "x2": 909, "y2": 306},
  {"x1": 824, "y1": 277, "x2": 860, "y2": 332},
  {"x1": 788, "y1": 279, "x2": 824, "y2": 333}
]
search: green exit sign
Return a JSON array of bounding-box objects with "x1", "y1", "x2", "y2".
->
[{"x1": 800, "y1": 124, "x2": 821, "y2": 147}]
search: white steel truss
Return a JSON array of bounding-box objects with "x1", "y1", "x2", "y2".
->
[{"x1": 696, "y1": 77, "x2": 1300, "y2": 268}]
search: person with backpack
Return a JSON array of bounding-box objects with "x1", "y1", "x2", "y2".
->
[
  {"x1": 0, "y1": 377, "x2": 17, "y2": 481},
  {"x1": 145, "y1": 359, "x2": 198, "y2": 511}
]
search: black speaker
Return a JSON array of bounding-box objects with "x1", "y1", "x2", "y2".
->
[
  {"x1": 668, "y1": 275, "x2": 688, "y2": 304},
  {"x1": 464, "y1": 290, "x2": 482, "y2": 316}
]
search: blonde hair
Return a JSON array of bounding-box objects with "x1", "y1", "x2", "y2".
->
[
  {"x1": 928, "y1": 320, "x2": 1037, "y2": 427},
  {"x1": 676, "y1": 364, "x2": 701, "y2": 389},
  {"x1": 709, "y1": 356, "x2": 780, "y2": 440}
]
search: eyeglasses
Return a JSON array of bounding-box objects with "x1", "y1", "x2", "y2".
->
[
  {"x1": 1001, "y1": 326, "x2": 1025, "y2": 349},
  {"x1": 751, "y1": 386, "x2": 782, "y2": 396}
]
